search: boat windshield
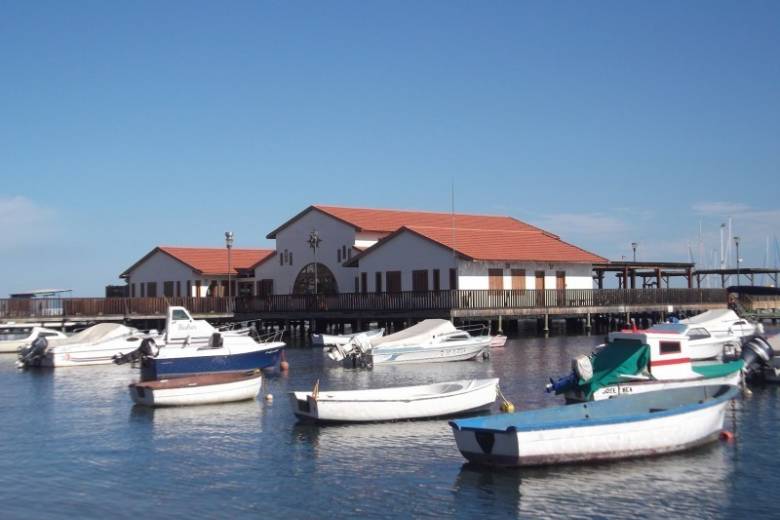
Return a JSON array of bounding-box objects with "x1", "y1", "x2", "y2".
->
[{"x1": 0, "y1": 327, "x2": 32, "y2": 341}]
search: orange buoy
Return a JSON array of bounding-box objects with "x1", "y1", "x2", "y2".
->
[
  {"x1": 719, "y1": 430, "x2": 735, "y2": 442},
  {"x1": 280, "y1": 350, "x2": 290, "y2": 372}
]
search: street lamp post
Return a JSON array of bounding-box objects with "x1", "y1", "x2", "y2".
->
[
  {"x1": 631, "y1": 242, "x2": 638, "y2": 262},
  {"x1": 734, "y1": 236, "x2": 740, "y2": 286},
  {"x1": 225, "y1": 231, "x2": 234, "y2": 310},
  {"x1": 307, "y1": 230, "x2": 322, "y2": 294}
]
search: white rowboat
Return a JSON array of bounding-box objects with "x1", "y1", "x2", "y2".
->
[
  {"x1": 129, "y1": 371, "x2": 262, "y2": 407},
  {"x1": 290, "y1": 378, "x2": 499, "y2": 423},
  {"x1": 451, "y1": 384, "x2": 738, "y2": 467}
]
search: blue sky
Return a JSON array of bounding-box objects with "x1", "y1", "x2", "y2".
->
[{"x1": 2, "y1": 1, "x2": 779, "y2": 295}]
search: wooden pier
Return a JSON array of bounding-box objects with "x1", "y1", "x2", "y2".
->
[{"x1": 0, "y1": 289, "x2": 733, "y2": 334}]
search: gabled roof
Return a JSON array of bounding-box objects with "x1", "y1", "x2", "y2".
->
[
  {"x1": 345, "y1": 226, "x2": 606, "y2": 266},
  {"x1": 120, "y1": 246, "x2": 276, "y2": 278},
  {"x1": 266, "y1": 204, "x2": 545, "y2": 239}
]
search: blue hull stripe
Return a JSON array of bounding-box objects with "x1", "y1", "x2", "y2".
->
[{"x1": 141, "y1": 348, "x2": 282, "y2": 381}]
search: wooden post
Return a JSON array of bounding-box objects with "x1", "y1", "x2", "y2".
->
[
  {"x1": 586, "y1": 312, "x2": 591, "y2": 332},
  {"x1": 497, "y1": 315, "x2": 503, "y2": 335},
  {"x1": 543, "y1": 313, "x2": 549, "y2": 335}
]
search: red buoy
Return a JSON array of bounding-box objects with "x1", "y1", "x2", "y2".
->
[
  {"x1": 719, "y1": 430, "x2": 735, "y2": 442},
  {"x1": 280, "y1": 350, "x2": 290, "y2": 372}
]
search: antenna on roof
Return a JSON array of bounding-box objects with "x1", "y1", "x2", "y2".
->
[{"x1": 451, "y1": 179, "x2": 457, "y2": 283}]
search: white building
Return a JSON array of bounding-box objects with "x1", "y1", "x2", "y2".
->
[
  {"x1": 121, "y1": 205, "x2": 606, "y2": 297},
  {"x1": 120, "y1": 246, "x2": 275, "y2": 298}
]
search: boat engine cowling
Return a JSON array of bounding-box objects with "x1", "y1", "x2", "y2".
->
[
  {"x1": 740, "y1": 335, "x2": 775, "y2": 375},
  {"x1": 112, "y1": 337, "x2": 159, "y2": 365},
  {"x1": 572, "y1": 355, "x2": 593, "y2": 383},
  {"x1": 16, "y1": 336, "x2": 49, "y2": 369}
]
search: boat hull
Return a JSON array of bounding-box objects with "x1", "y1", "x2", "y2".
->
[
  {"x1": 291, "y1": 378, "x2": 499, "y2": 423},
  {"x1": 369, "y1": 339, "x2": 490, "y2": 365},
  {"x1": 566, "y1": 370, "x2": 741, "y2": 402},
  {"x1": 130, "y1": 372, "x2": 262, "y2": 407},
  {"x1": 452, "y1": 385, "x2": 736, "y2": 467},
  {"x1": 141, "y1": 347, "x2": 283, "y2": 381}
]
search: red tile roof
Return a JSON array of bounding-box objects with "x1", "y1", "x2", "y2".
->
[
  {"x1": 267, "y1": 205, "x2": 546, "y2": 238},
  {"x1": 121, "y1": 247, "x2": 275, "y2": 277},
  {"x1": 347, "y1": 226, "x2": 606, "y2": 265}
]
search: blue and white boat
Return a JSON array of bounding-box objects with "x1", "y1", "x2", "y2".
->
[
  {"x1": 450, "y1": 384, "x2": 738, "y2": 467},
  {"x1": 113, "y1": 307, "x2": 284, "y2": 381}
]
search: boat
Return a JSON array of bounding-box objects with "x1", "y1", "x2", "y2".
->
[
  {"x1": 129, "y1": 370, "x2": 263, "y2": 407},
  {"x1": 325, "y1": 319, "x2": 490, "y2": 366},
  {"x1": 290, "y1": 378, "x2": 499, "y2": 423},
  {"x1": 450, "y1": 384, "x2": 739, "y2": 467},
  {"x1": 312, "y1": 328, "x2": 384, "y2": 347},
  {"x1": 16, "y1": 323, "x2": 145, "y2": 368},
  {"x1": 546, "y1": 324, "x2": 746, "y2": 402},
  {"x1": 650, "y1": 309, "x2": 760, "y2": 360},
  {"x1": 0, "y1": 324, "x2": 67, "y2": 353},
  {"x1": 489, "y1": 335, "x2": 508, "y2": 348},
  {"x1": 113, "y1": 306, "x2": 285, "y2": 381}
]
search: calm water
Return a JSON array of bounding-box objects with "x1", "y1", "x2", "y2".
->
[{"x1": 1, "y1": 332, "x2": 778, "y2": 519}]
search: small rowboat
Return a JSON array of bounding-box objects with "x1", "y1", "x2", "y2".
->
[
  {"x1": 290, "y1": 378, "x2": 499, "y2": 423},
  {"x1": 489, "y1": 335, "x2": 507, "y2": 348},
  {"x1": 450, "y1": 384, "x2": 738, "y2": 467},
  {"x1": 129, "y1": 371, "x2": 262, "y2": 407}
]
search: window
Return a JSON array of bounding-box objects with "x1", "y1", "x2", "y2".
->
[
  {"x1": 279, "y1": 254, "x2": 284, "y2": 266},
  {"x1": 289, "y1": 252, "x2": 293, "y2": 266},
  {"x1": 354, "y1": 276, "x2": 359, "y2": 292},
  {"x1": 131, "y1": 284, "x2": 136, "y2": 297},
  {"x1": 659, "y1": 341, "x2": 681, "y2": 354},
  {"x1": 387, "y1": 271, "x2": 402, "y2": 293},
  {"x1": 361, "y1": 272, "x2": 368, "y2": 294},
  {"x1": 195, "y1": 280, "x2": 201, "y2": 298},
  {"x1": 147, "y1": 282, "x2": 157, "y2": 297},
  {"x1": 687, "y1": 328, "x2": 711, "y2": 340},
  {"x1": 257, "y1": 279, "x2": 274, "y2": 297},
  {"x1": 140, "y1": 283, "x2": 145, "y2": 297},
  {"x1": 347, "y1": 248, "x2": 352, "y2": 259},
  {"x1": 433, "y1": 269, "x2": 440, "y2": 291},
  {"x1": 337, "y1": 249, "x2": 341, "y2": 262},
  {"x1": 172, "y1": 309, "x2": 189, "y2": 321},
  {"x1": 412, "y1": 270, "x2": 429, "y2": 292},
  {"x1": 342, "y1": 245, "x2": 347, "y2": 258},
  {"x1": 375, "y1": 272, "x2": 382, "y2": 293},
  {"x1": 163, "y1": 281, "x2": 174, "y2": 297},
  {"x1": 176, "y1": 281, "x2": 181, "y2": 297},
  {"x1": 187, "y1": 280, "x2": 191, "y2": 297},
  {"x1": 449, "y1": 268, "x2": 458, "y2": 290}
]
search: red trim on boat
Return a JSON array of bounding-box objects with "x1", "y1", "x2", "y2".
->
[{"x1": 650, "y1": 357, "x2": 691, "y2": 367}]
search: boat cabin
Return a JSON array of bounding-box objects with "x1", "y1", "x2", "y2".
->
[
  {"x1": 163, "y1": 306, "x2": 217, "y2": 344},
  {"x1": 607, "y1": 325, "x2": 699, "y2": 380}
]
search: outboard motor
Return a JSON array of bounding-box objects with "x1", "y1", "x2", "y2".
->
[
  {"x1": 546, "y1": 372, "x2": 578, "y2": 394},
  {"x1": 16, "y1": 336, "x2": 49, "y2": 369},
  {"x1": 113, "y1": 337, "x2": 159, "y2": 365},
  {"x1": 740, "y1": 335, "x2": 775, "y2": 376},
  {"x1": 209, "y1": 332, "x2": 223, "y2": 349}
]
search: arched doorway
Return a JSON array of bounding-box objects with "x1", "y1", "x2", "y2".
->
[{"x1": 293, "y1": 263, "x2": 339, "y2": 294}]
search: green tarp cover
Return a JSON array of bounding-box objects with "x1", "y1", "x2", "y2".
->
[
  {"x1": 691, "y1": 360, "x2": 744, "y2": 378},
  {"x1": 579, "y1": 340, "x2": 651, "y2": 399}
]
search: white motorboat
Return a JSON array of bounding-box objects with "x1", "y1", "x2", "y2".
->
[
  {"x1": 113, "y1": 306, "x2": 285, "y2": 380},
  {"x1": 650, "y1": 309, "x2": 760, "y2": 360},
  {"x1": 129, "y1": 371, "x2": 263, "y2": 407},
  {"x1": 326, "y1": 319, "x2": 490, "y2": 366},
  {"x1": 290, "y1": 378, "x2": 499, "y2": 423},
  {"x1": 547, "y1": 324, "x2": 747, "y2": 402},
  {"x1": 0, "y1": 324, "x2": 67, "y2": 353},
  {"x1": 312, "y1": 328, "x2": 384, "y2": 347},
  {"x1": 451, "y1": 384, "x2": 738, "y2": 467},
  {"x1": 17, "y1": 323, "x2": 145, "y2": 367}
]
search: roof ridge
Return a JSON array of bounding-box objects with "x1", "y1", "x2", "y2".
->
[{"x1": 314, "y1": 204, "x2": 519, "y2": 220}]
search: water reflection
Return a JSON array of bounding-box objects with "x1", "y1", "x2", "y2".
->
[{"x1": 453, "y1": 442, "x2": 732, "y2": 518}]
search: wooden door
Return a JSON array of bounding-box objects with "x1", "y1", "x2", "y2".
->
[
  {"x1": 535, "y1": 271, "x2": 545, "y2": 306},
  {"x1": 488, "y1": 269, "x2": 504, "y2": 290},
  {"x1": 386, "y1": 271, "x2": 402, "y2": 293},
  {"x1": 511, "y1": 269, "x2": 526, "y2": 290},
  {"x1": 556, "y1": 271, "x2": 566, "y2": 306}
]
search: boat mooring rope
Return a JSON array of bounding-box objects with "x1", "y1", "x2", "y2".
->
[{"x1": 496, "y1": 384, "x2": 515, "y2": 413}]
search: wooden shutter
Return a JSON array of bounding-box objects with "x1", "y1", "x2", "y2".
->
[
  {"x1": 488, "y1": 269, "x2": 504, "y2": 290},
  {"x1": 511, "y1": 269, "x2": 526, "y2": 290}
]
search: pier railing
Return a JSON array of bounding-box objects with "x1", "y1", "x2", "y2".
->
[
  {"x1": 0, "y1": 289, "x2": 726, "y2": 320},
  {"x1": 234, "y1": 288, "x2": 727, "y2": 314}
]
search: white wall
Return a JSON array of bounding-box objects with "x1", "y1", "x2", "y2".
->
[
  {"x1": 458, "y1": 261, "x2": 593, "y2": 290},
  {"x1": 256, "y1": 209, "x2": 359, "y2": 294},
  {"x1": 126, "y1": 251, "x2": 203, "y2": 297},
  {"x1": 356, "y1": 232, "x2": 460, "y2": 291}
]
